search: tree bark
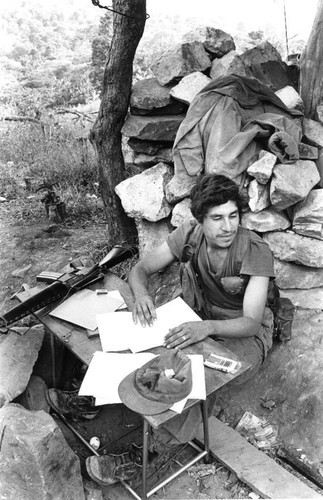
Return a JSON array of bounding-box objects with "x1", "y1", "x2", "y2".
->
[
  {"x1": 90, "y1": 0, "x2": 147, "y2": 245},
  {"x1": 299, "y1": 0, "x2": 323, "y2": 118}
]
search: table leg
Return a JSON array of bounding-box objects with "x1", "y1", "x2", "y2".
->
[
  {"x1": 201, "y1": 400, "x2": 210, "y2": 462},
  {"x1": 142, "y1": 419, "x2": 149, "y2": 500}
]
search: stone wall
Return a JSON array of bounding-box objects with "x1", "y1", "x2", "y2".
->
[{"x1": 116, "y1": 26, "x2": 323, "y2": 309}]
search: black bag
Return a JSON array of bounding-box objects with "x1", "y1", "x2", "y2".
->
[
  {"x1": 179, "y1": 223, "x2": 206, "y2": 316},
  {"x1": 267, "y1": 281, "x2": 294, "y2": 342}
]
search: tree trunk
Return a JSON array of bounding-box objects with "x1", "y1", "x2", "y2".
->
[
  {"x1": 90, "y1": 0, "x2": 147, "y2": 244},
  {"x1": 299, "y1": 0, "x2": 323, "y2": 118}
]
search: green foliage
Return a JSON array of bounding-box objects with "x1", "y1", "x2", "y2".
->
[
  {"x1": 90, "y1": 13, "x2": 113, "y2": 92},
  {"x1": 0, "y1": 0, "x2": 309, "y2": 226},
  {"x1": 0, "y1": 0, "x2": 99, "y2": 108},
  {"x1": 0, "y1": 116, "x2": 98, "y2": 208}
]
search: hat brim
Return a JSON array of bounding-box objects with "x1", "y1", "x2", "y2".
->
[{"x1": 118, "y1": 369, "x2": 174, "y2": 416}]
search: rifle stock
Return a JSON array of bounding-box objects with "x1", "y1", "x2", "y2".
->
[{"x1": 0, "y1": 244, "x2": 138, "y2": 333}]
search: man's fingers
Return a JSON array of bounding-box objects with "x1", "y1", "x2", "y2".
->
[
  {"x1": 133, "y1": 300, "x2": 157, "y2": 327},
  {"x1": 164, "y1": 329, "x2": 191, "y2": 349}
]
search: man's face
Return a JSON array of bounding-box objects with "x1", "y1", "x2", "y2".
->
[{"x1": 202, "y1": 200, "x2": 240, "y2": 249}]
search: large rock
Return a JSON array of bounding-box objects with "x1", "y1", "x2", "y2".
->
[
  {"x1": 292, "y1": 189, "x2": 323, "y2": 240},
  {"x1": 136, "y1": 218, "x2": 172, "y2": 258},
  {"x1": 130, "y1": 148, "x2": 173, "y2": 169},
  {"x1": 280, "y1": 288, "x2": 323, "y2": 309},
  {"x1": 0, "y1": 404, "x2": 85, "y2": 500},
  {"x1": 241, "y1": 208, "x2": 290, "y2": 232},
  {"x1": 18, "y1": 375, "x2": 50, "y2": 413},
  {"x1": 165, "y1": 174, "x2": 197, "y2": 203},
  {"x1": 298, "y1": 142, "x2": 319, "y2": 160},
  {"x1": 127, "y1": 138, "x2": 173, "y2": 154},
  {"x1": 115, "y1": 163, "x2": 173, "y2": 222},
  {"x1": 170, "y1": 198, "x2": 195, "y2": 227},
  {"x1": 316, "y1": 149, "x2": 323, "y2": 188},
  {"x1": 130, "y1": 78, "x2": 186, "y2": 115},
  {"x1": 210, "y1": 50, "x2": 250, "y2": 80},
  {"x1": 0, "y1": 328, "x2": 44, "y2": 407},
  {"x1": 182, "y1": 26, "x2": 235, "y2": 57},
  {"x1": 247, "y1": 150, "x2": 277, "y2": 184},
  {"x1": 122, "y1": 114, "x2": 185, "y2": 142},
  {"x1": 270, "y1": 160, "x2": 320, "y2": 211},
  {"x1": 302, "y1": 118, "x2": 323, "y2": 148},
  {"x1": 317, "y1": 102, "x2": 323, "y2": 124},
  {"x1": 275, "y1": 85, "x2": 304, "y2": 112},
  {"x1": 170, "y1": 71, "x2": 211, "y2": 105},
  {"x1": 248, "y1": 179, "x2": 270, "y2": 213},
  {"x1": 124, "y1": 140, "x2": 173, "y2": 171},
  {"x1": 274, "y1": 258, "x2": 323, "y2": 289},
  {"x1": 263, "y1": 231, "x2": 323, "y2": 267},
  {"x1": 240, "y1": 41, "x2": 293, "y2": 91},
  {"x1": 151, "y1": 41, "x2": 211, "y2": 86}
]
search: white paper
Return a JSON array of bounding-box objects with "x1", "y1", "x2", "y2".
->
[
  {"x1": 81, "y1": 352, "x2": 206, "y2": 413},
  {"x1": 97, "y1": 296, "x2": 202, "y2": 353},
  {"x1": 108, "y1": 290, "x2": 127, "y2": 310},
  {"x1": 49, "y1": 288, "x2": 123, "y2": 331},
  {"x1": 170, "y1": 355, "x2": 206, "y2": 413},
  {"x1": 79, "y1": 351, "x2": 156, "y2": 404}
]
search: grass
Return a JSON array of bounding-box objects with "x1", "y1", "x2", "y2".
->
[
  {"x1": 0, "y1": 115, "x2": 139, "y2": 280},
  {"x1": 0, "y1": 117, "x2": 103, "y2": 222}
]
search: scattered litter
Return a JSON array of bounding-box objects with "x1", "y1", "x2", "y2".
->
[
  {"x1": 9, "y1": 324, "x2": 43, "y2": 336},
  {"x1": 9, "y1": 326, "x2": 30, "y2": 336},
  {"x1": 249, "y1": 492, "x2": 260, "y2": 499},
  {"x1": 89, "y1": 437, "x2": 100, "y2": 450},
  {"x1": 235, "y1": 411, "x2": 278, "y2": 449},
  {"x1": 11, "y1": 264, "x2": 32, "y2": 278},
  {"x1": 187, "y1": 463, "x2": 217, "y2": 481},
  {"x1": 62, "y1": 331, "x2": 72, "y2": 343},
  {"x1": 260, "y1": 399, "x2": 276, "y2": 410},
  {"x1": 225, "y1": 470, "x2": 238, "y2": 487}
]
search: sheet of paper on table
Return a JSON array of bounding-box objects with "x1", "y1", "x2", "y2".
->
[
  {"x1": 49, "y1": 288, "x2": 124, "y2": 331},
  {"x1": 79, "y1": 351, "x2": 156, "y2": 404},
  {"x1": 79, "y1": 351, "x2": 206, "y2": 414},
  {"x1": 171, "y1": 354, "x2": 206, "y2": 413},
  {"x1": 97, "y1": 296, "x2": 202, "y2": 353}
]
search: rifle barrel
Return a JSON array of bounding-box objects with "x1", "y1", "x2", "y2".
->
[
  {"x1": 0, "y1": 244, "x2": 138, "y2": 333},
  {"x1": 1, "y1": 281, "x2": 69, "y2": 329}
]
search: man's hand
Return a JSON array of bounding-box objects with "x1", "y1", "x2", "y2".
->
[
  {"x1": 132, "y1": 295, "x2": 157, "y2": 327},
  {"x1": 164, "y1": 321, "x2": 212, "y2": 349}
]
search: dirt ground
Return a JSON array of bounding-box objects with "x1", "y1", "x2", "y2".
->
[{"x1": 1, "y1": 198, "x2": 322, "y2": 499}]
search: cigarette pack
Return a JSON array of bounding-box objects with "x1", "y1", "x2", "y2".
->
[{"x1": 204, "y1": 354, "x2": 241, "y2": 373}]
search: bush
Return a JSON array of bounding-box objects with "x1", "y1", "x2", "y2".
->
[{"x1": 0, "y1": 115, "x2": 102, "y2": 220}]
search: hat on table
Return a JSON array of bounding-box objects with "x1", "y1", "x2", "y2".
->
[{"x1": 118, "y1": 350, "x2": 192, "y2": 415}]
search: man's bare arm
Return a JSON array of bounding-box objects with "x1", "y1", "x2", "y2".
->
[
  {"x1": 129, "y1": 241, "x2": 176, "y2": 326},
  {"x1": 164, "y1": 276, "x2": 270, "y2": 348}
]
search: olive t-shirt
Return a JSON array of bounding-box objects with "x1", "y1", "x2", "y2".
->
[{"x1": 166, "y1": 222, "x2": 275, "y2": 320}]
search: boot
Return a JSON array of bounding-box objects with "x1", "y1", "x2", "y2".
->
[
  {"x1": 46, "y1": 388, "x2": 100, "y2": 420},
  {"x1": 86, "y1": 444, "x2": 143, "y2": 486}
]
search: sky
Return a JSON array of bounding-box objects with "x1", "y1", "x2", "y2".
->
[
  {"x1": 147, "y1": 0, "x2": 318, "y2": 41},
  {"x1": 0, "y1": 0, "x2": 319, "y2": 53}
]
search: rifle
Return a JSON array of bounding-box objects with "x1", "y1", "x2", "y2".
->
[{"x1": 0, "y1": 245, "x2": 138, "y2": 334}]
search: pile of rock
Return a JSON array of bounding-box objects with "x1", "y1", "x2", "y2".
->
[
  {"x1": 116, "y1": 26, "x2": 323, "y2": 309},
  {"x1": 0, "y1": 327, "x2": 86, "y2": 499}
]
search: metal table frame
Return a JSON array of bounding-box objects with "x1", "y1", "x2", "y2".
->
[{"x1": 122, "y1": 399, "x2": 210, "y2": 500}]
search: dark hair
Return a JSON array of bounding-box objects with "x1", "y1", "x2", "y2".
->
[{"x1": 190, "y1": 174, "x2": 245, "y2": 223}]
